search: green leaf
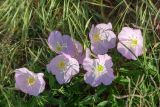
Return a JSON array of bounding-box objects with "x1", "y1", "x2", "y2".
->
[
  {"x1": 115, "y1": 76, "x2": 129, "y2": 84},
  {"x1": 97, "y1": 101, "x2": 108, "y2": 107},
  {"x1": 84, "y1": 17, "x2": 92, "y2": 32}
]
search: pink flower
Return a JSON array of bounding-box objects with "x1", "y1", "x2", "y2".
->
[
  {"x1": 117, "y1": 27, "x2": 143, "y2": 60},
  {"x1": 48, "y1": 30, "x2": 85, "y2": 64},
  {"x1": 15, "y1": 68, "x2": 45, "y2": 96},
  {"x1": 47, "y1": 54, "x2": 79, "y2": 84},
  {"x1": 83, "y1": 49, "x2": 115, "y2": 87},
  {"x1": 48, "y1": 31, "x2": 75, "y2": 56},
  {"x1": 89, "y1": 23, "x2": 116, "y2": 55}
]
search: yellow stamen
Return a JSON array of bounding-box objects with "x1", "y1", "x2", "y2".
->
[
  {"x1": 131, "y1": 39, "x2": 138, "y2": 47},
  {"x1": 96, "y1": 65, "x2": 104, "y2": 72},
  {"x1": 57, "y1": 61, "x2": 66, "y2": 70},
  {"x1": 27, "y1": 77, "x2": 36, "y2": 86},
  {"x1": 56, "y1": 43, "x2": 63, "y2": 52},
  {"x1": 93, "y1": 34, "x2": 101, "y2": 42}
]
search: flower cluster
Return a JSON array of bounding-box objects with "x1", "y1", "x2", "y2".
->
[
  {"x1": 14, "y1": 22, "x2": 143, "y2": 96},
  {"x1": 47, "y1": 31, "x2": 84, "y2": 84}
]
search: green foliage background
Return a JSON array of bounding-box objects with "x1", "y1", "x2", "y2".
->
[{"x1": 0, "y1": 0, "x2": 160, "y2": 106}]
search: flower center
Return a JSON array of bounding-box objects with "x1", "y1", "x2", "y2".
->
[
  {"x1": 131, "y1": 38, "x2": 138, "y2": 47},
  {"x1": 57, "y1": 61, "x2": 66, "y2": 70},
  {"x1": 96, "y1": 64, "x2": 104, "y2": 72},
  {"x1": 93, "y1": 33, "x2": 101, "y2": 42},
  {"x1": 55, "y1": 43, "x2": 63, "y2": 52},
  {"x1": 27, "y1": 77, "x2": 36, "y2": 86}
]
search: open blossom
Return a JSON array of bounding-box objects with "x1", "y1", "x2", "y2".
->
[
  {"x1": 89, "y1": 23, "x2": 116, "y2": 55},
  {"x1": 83, "y1": 49, "x2": 115, "y2": 87},
  {"x1": 117, "y1": 27, "x2": 143, "y2": 60},
  {"x1": 48, "y1": 31, "x2": 75, "y2": 56},
  {"x1": 15, "y1": 68, "x2": 45, "y2": 96},
  {"x1": 48, "y1": 30, "x2": 85, "y2": 64},
  {"x1": 47, "y1": 54, "x2": 79, "y2": 84}
]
